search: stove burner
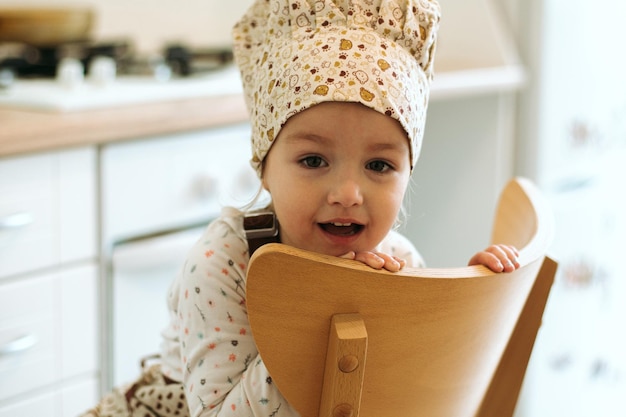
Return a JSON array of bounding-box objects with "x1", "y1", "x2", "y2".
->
[
  {"x1": 0, "y1": 40, "x2": 132, "y2": 78},
  {"x1": 165, "y1": 44, "x2": 233, "y2": 76},
  {"x1": 0, "y1": 42, "x2": 38, "y2": 78},
  {"x1": 0, "y1": 40, "x2": 234, "y2": 84}
]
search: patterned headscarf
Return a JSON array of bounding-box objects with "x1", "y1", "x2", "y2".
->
[{"x1": 233, "y1": 0, "x2": 441, "y2": 177}]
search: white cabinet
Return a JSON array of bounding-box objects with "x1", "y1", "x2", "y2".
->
[
  {"x1": 100, "y1": 124, "x2": 259, "y2": 389},
  {"x1": 101, "y1": 123, "x2": 257, "y2": 241},
  {"x1": 0, "y1": 392, "x2": 55, "y2": 417},
  {"x1": 0, "y1": 147, "x2": 99, "y2": 417},
  {"x1": 0, "y1": 274, "x2": 56, "y2": 401},
  {"x1": 0, "y1": 378, "x2": 98, "y2": 417},
  {"x1": 0, "y1": 148, "x2": 97, "y2": 278}
]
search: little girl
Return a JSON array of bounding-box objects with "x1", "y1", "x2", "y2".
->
[{"x1": 82, "y1": 0, "x2": 519, "y2": 416}]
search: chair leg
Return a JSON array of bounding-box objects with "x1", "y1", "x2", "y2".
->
[
  {"x1": 319, "y1": 314, "x2": 368, "y2": 417},
  {"x1": 476, "y1": 256, "x2": 558, "y2": 417}
]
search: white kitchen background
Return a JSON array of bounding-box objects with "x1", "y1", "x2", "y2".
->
[
  {"x1": 505, "y1": 0, "x2": 626, "y2": 416},
  {"x1": 2, "y1": 0, "x2": 625, "y2": 416}
]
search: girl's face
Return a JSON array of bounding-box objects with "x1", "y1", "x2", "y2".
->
[{"x1": 262, "y1": 101, "x2": 411, "y2": 257}]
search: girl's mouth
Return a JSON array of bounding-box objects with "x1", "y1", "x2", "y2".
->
[{"x1": 319, "y1": 222, "x2": 364, "y2": 236}]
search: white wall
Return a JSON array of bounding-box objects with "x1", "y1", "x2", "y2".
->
[{"x1": 502, "y1": 1, "x2": 626, "y2": 416}]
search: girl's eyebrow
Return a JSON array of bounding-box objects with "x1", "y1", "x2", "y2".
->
[
  {"x1": 282, "y1": 132, "x2": 330, "y2": 144},
  {"x1": 367, "y1": 141, "x2": 407, "y2": 152},
  {"x1": 282, "y1": 131, "x2": 408, "y2": 155},
  {"x1": 284, "y1": 133, "x2": 405, "y2": 147}
]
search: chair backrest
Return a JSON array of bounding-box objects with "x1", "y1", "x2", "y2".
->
[{"x1": 246, "y1": 177, "x2": 557, "y2": 417}]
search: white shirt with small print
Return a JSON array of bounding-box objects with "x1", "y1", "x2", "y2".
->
[{"x1": 160, "y1": 207, "x2": 424, "y2": 417}]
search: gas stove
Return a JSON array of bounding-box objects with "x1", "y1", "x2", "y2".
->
[
  {"x1": 0, "y1": 40, "x2": 239, "y2": 111},
  {"x1": 0, "y1": 39, "x2": 233, "y2": 78}
]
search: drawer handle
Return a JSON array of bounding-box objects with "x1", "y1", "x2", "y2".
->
[
  {"x1": 0, "y1": 212, "x2": 34, "y2": 231},
  {"x1": 0, "y1": 334, "x2": 38, "y2": 355}
]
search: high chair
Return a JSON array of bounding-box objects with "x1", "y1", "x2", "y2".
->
[{"x1": 246, "y1": 177, "x2": 557, "y2": 417}]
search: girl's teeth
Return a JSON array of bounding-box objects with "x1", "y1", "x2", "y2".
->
[{"x1": 333, "y1": 222, "x2": 351, "y2": 226}]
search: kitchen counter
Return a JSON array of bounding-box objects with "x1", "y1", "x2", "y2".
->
[
  {"x1": 0, "y1": 59, "x2": 522, "y2": 158},
  {"x1": 0, "y1": 93, "x2": 248, "y2": 158}
]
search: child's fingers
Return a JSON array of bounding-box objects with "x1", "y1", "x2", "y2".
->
[
  {"x1": 393, "y1": 256, "x2": 407, "y2": 270},
  {"x1": 471, "y1": 244, "x2": 520, "y2": 272},
  {"x1": 353, "y1": 251, "x2": 385, "y2": 269},
  {"x1": 351, "y1": 251, "x2": 405, "y2": 272},
  {"x1": 487, "y1": 244, "x2": 519, "y2": 271},
  {"x1": 375, "y1": 252, "x2": 405, "y2": 272},
  {"x1": 469, "y1": 251, "x2": 506, "y2": 272},
  {"x1": 499, "y1": 245, "x2": 520, "y2": 268}
]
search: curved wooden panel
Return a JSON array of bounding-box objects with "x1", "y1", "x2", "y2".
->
[{"x1": 246, "y1": 178, "x2": 556, "y2": 417}]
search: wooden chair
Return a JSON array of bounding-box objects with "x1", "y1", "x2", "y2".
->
[{"x1": 246, "y1": 177, "x2": 557, "y2": 417}]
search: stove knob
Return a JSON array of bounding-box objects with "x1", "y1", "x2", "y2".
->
[
  {"x1": 56, "y1": 58, "x2": 84, "y2": 89},
  {"x1": 89, "y1": 56, "x2": 117, "y2": 86},
  {"x1": 0, "y1": 68, "x2": 15, "y2": 89}
]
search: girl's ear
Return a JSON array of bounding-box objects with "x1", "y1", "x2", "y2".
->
[
  {"x1": 259, "y1": 158, "x2": 270, "y2": 192},
  {"x1": 261, "y1": 175, "x2": 270, "y2": 192}
]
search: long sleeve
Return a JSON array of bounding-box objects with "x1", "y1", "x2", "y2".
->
[{"x1": 160, "y1": 209, "x2": 299, "y2": 417}]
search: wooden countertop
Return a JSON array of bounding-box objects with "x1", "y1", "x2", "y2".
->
[
  {"x1": 0, "y1": 64, "x2": 527, "y2": 159},
  {"x1": 0, "y1": 93, "x2": 249, "y2": 158}
]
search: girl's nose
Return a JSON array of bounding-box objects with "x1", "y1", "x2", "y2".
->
[{"x1": 327, "y1": 177, "x2": 364, "y2": 207}]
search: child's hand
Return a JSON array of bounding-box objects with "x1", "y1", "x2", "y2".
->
[
  {"x1": 468, "y1": 244, "x2": 520, "y2": 273},
  {"x1": 340, "y1": 251, "x2": 407, "y2": 272}
]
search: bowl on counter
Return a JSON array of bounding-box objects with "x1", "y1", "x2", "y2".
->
[{"x1": 0, "y1": 7, "x2": 94, "y2": 45}]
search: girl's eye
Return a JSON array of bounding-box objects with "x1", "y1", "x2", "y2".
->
[
  {"x1": 366, "y1": 160, "x2": 392, "y2": 173},
  {"x1": 300, "y1": 156, "x2": 326, "y2": 168}
]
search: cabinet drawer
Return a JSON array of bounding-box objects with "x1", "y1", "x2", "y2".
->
[
  {"x1": 0, "y1": 264, "x2": 98, "y2": 402},
  {"x1": 0, "y1": 275, "x2": 56, "y2": 401},
  {"x1": 102, "y1": 123, "x2": 260, "y2": 240},
  {"x1": 0, "y1": 377, "x2": 97, "y2": 417},
  {"x1": 0, "y1": 391, "x2": 54, "y2": 417},
  {"x1": 0, "y1": 153, "x2": 56, "y2": 279},
  {"x1": 0, "y1": 147, "x2": 97, "y2": 279},
  {"x1": 60, "y1": 377, "x2": 99, "y2": 417}
]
